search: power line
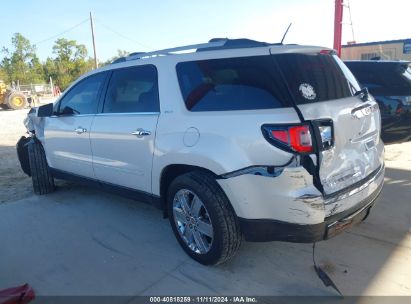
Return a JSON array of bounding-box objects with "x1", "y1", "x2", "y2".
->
[
  {"x1": 34, "y1": 19, "x2": 89, "y2": 45},
  {"x1": 94, "y1": 19, "x2": 153, "y2": 50}
]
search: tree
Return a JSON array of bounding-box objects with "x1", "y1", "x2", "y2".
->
[
  {"x1": 52, "y1": 38, "x2": 87, "y2": 62},
  {"x1": 45, "y1": 38, "x2": 94, "y2": 90},
  {"x1": 102, "y1": 49, "x2": 129, "y2": 66},
  {"x1": 0, "y1": 67, "x2": 7, "y2": 81},
  {"x1": 0, "y1": 33, "x2": 102, "y2": 90},
  {"x1": 0, "y1": 33, "x2": 45, "y2": 84}
]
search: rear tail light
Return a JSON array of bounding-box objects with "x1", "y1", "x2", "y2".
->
[
  {"x1": 264, "y1": 124, "x2": 314, "y2": 153},
  {"x1": 263, "y1": 121, "x2": 334, "y2": 153},
  {"x1": 289, "y1": 126, "x2": 313, "y2": 152}
]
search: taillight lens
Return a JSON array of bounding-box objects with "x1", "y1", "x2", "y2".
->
[
  {"x1": 267, "y1": 125, "x2": 313, "y2": 153},
  {"x1": 289, "y1": 126, "x2": 313, "y2": 152},
  {"x1": 270, "y1": 130, "x2": 288, "y2": 144}
]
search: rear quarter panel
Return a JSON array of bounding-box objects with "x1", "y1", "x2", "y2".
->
[{"x1": 151, "y1": 57, "x2": 300, "y2": 196}]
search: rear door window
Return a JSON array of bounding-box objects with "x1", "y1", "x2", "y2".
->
[
  {"x1": 103, "y1": 65, "x2": 159, "y2": 113},
  {"x1": 274, "y1": 53, "x2": 358, "y2": 104},
  {"x1": 176, "y1": 56, "x2": 289, "y2": 111}
]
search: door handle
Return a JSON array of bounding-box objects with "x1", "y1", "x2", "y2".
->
[
  {"x1": 131, "y1": 128, "x2": 151, "y2": 138},
  {"x1": 75, "y1": 127, "x2": 87, "y2": 134}
]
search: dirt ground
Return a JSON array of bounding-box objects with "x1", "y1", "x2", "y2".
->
[{"x1": 0, "y1": 108, "x2": 33, "y2": 203}]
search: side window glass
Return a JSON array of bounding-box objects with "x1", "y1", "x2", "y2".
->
[
  {"x1": 176, "y1": 56, "x2": 287, "y2": 112},
  {"x1": 57, "y1": 72, "x2": 106, "y2": 115},
  {"x1": 103, "y1": 65, "x2": 159, "y2": 113}
]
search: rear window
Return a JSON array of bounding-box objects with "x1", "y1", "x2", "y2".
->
[
  {"x1": 176, "y1": 56, "x2": 289, "y2": 111},
  {"x1": 274, "y1": 53, "x2": 359, "y2": 104},
  {"x1": 176, "y1": 53, "x2": 361, "y2": 111}
]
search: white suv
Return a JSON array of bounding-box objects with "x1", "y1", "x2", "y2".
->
[{"x1": 18, "y1": 38, "x2": 385, "y2": 265}]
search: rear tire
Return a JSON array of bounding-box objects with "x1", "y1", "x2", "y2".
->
[
  {"x1": 167, "y1": 171, "x2": 241, "y2": 265},
  {"x1": 28, "y1": 139, "x2": 55, "y2": 195},
  {"x1": 7, "y1": 92, "x2": 27, "y2": 110}
]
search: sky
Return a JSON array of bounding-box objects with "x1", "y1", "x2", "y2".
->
[{"x1": 1, "y1": 0, "x2": 410, "y2": 62}]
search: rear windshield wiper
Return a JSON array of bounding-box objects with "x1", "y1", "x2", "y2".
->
[{"x1": 354, "y1": 87, "x2": 369, "y2": 101}]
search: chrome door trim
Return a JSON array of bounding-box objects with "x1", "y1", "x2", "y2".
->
[
  {"x1": 95, "y1": 112, "x2": 160, "y2": 116},
  {"x1": 49, "y1": 112, "x2": 160, "y2": 118}
]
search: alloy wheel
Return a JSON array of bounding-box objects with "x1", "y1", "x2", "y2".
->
[{"x1": 172, "y1": 189, "x2": 214, "y2": 254}]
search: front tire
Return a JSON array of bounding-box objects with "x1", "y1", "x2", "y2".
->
[
  {"x1": 28, "y1": 139, "x2": 55, "y2": 195},
  {"x1": 167, "y1": 171, "x2": 241, "y2": 265}
]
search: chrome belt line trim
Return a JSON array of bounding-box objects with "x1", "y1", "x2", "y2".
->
[{"x1": 50, "y1": 112, "x2": 160, "y2": 118}]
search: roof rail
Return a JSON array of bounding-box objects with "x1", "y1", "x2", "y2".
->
[
  {"x1": 121, "y1": 38, "x2": 278, "y2": 63},
  {"x1": 197, "y1": 38, "x2": 271, "y2": 52},
  {"x1": 126, "y1": 39, "x2": 228, "y2": 61}
]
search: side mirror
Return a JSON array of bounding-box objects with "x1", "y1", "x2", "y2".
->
[{"x1": 37, "y1": 103, "x2": 54, "y2": 117}]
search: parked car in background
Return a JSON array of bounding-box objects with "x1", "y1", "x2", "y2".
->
[
  {"x1": 18, "y1": 39, "x2": 384, "y2": 265},
  {"x1": 345, "y1": 60, "x2": 411, "y2": 144}
]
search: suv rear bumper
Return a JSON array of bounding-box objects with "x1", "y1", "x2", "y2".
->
[
  {"x1": 218, "y1": 162, "x2": 384, "y2": 242},
  {"x1": 238, "y1": 180, "x2": 382, "y2": 242}
]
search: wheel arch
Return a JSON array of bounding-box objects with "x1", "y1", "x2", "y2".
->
[{"x1": 158, "y1": 164, "x2": 220, "y2": 216}]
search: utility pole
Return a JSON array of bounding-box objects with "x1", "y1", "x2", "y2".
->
[
  {"x1": 333, "y1": 0, "x2": 343, "y2": 57},
  {"x1": 90, "y1": 12, "x2": 98, "y2": 69}
]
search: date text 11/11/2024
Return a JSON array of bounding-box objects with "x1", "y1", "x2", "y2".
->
[{"x1": 149, "y1": 296, "x2": 258, "y2": 303}]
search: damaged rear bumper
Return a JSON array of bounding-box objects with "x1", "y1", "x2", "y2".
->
[
  {"x1": 217, "y1": 163, "x2": 384, "y2": 243},
  {"x1": 239, "y1": 180, "x2": 382, "y2": 242}
]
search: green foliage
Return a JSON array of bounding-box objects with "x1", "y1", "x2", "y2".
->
[
  {"x1": 0, "y1": 66, "x2": 8, "y2": 81},
  {"x1": 46, "y1": 38, "x2": 94, "y2": 89},
  {"x1": 0, "y1": 33, "x2": 96, "y2": 90},
  {"x1": 102, "y1": 49, "x2": 129, "y2": 66},
  {"x1": 1, "y1": 33, "x2": 44, "y2": 83}
]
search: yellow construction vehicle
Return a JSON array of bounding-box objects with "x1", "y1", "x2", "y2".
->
[{"x1": 0, "y1": 80, "x2": 28, "y2": 110}]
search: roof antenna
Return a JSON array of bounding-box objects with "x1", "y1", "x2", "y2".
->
[{"x1": 280, "y1": 23, "x2": 292, "y2": 44}]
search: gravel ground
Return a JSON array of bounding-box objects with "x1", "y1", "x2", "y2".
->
[{"x1": 0, "y1": 108, "x2": 33, "y2": 203}]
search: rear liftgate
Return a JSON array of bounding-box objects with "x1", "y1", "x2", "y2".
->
[
  {"x1": 267, "y1": 48, "x2": 382, "y2": 199},
  {"x1": 264, "y1": 48, "x2": 382, "y2": 296}
]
